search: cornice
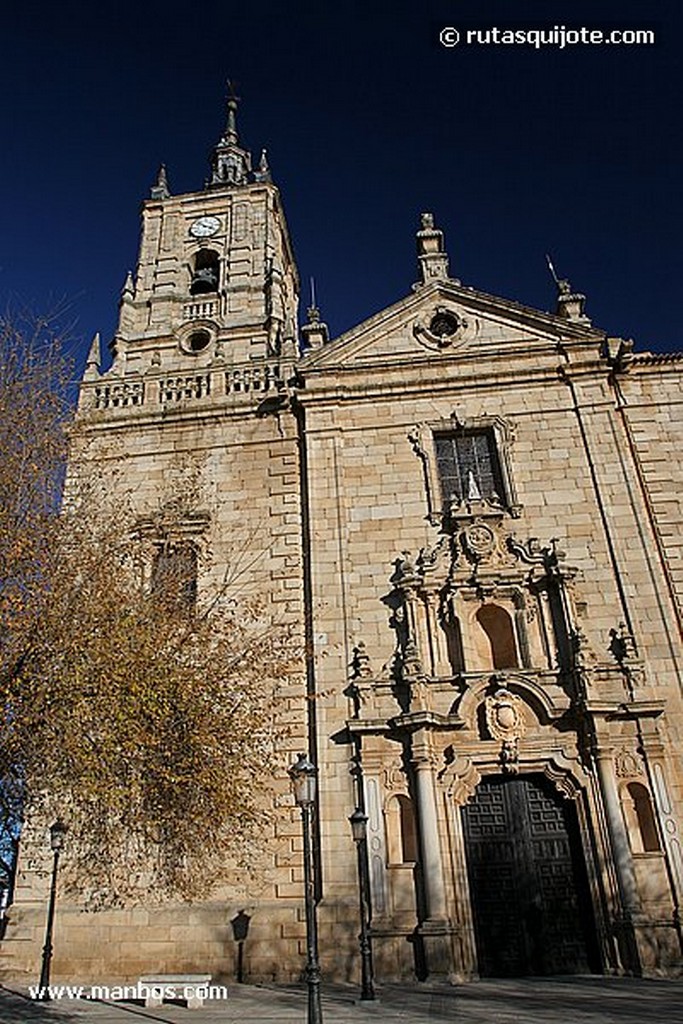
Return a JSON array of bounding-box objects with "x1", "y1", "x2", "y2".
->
[
  {"x1": 142, "y1": 179, "x2": 279, "y2": 212},
  {"x1": 76, "y1": 397, "x2": 293, "y2": 435},
  {"x1": 294, "y1": 360, "x2": 603, "y2": 408},
  {"x1": 629, "y1": 352, "x2": 683, "y2": 368}
]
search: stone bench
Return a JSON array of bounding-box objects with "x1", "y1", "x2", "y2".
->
[{"x1": 138, "y1": 974, "x2": 213, "y2": 1009}]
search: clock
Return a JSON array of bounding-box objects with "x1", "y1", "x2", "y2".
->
[{"x1": 189, "y1": 216, "x2": 221, "y2": 238}]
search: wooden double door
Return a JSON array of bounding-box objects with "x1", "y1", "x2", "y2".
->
[{"x1": 462, "y1": 773, "x2": 600, "y2": 977}]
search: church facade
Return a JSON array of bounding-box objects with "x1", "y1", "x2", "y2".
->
[{"x1": 3, "y1": 98, "x2": 683, "y2": 985}]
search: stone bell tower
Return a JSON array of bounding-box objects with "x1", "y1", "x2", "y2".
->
[
  {"x1": 4, "y1": 93, "x2": 312, "y2": 988},
  {"x1": 82, "y1": 86, "x2": 299, "y2": 404}
]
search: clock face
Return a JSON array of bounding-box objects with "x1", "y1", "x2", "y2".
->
[{"x1": 190, "y1": 216, "x2": 221, "y2": 238}]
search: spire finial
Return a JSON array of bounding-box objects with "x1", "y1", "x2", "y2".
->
[
  {"x1": 150, "y1": 163, "x2": 171, "y2": 200},
  {"x1": 209, "y1": 81, "x2": 251, "y2": 189},
  {"x1": 84, "y1": 332, "x2": 102, "y2": 380},
  {"x1": 121, "y1": 271, "x2": 135, "y2": 302},
  {"x1": 225, "y1": 79, "x2": 240, "y2": 145},
  {"x1": 415, "y1": 212, "x2": 452, "y2": 286},
  {"x1": 306, "y1": 277, "x2": 321, "y2": 324},
  {"x1": 254, "y1": 148, "x2": 271, "y2": 183},
  {"x1": 546, "y1": 253, "x2": 590, "y2": 324},
  {"x1": 302, "y1": 279, "x2": 329, "y2": 350}
]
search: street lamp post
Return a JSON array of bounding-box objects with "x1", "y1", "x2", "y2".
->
[
  {"x1": 349, "y1": 808, "x2": 376, "y2": 1002},
  {"x1": 289, "y1": 753, "x2": 323, "y2": 1024},
  {"x1": 37, "y1": 820, "x2": 68, "y2": 1001}
]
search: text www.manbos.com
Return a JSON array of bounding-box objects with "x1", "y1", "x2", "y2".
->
[{"x1": 29, "y1": 982, "x2": 229, "y2": 1001}]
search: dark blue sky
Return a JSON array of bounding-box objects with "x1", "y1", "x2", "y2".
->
[{"x1": 1, "y1": 0, "x2": 680, "y2": 372}]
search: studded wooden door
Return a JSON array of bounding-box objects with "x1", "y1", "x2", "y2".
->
[{"x1": 462, "y1": 773, "x2": 598, "y2": 977}]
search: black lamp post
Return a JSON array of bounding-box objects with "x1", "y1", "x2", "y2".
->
[
  {"x1": 349, "y1": 808, "x2": 376, "y2": 1002},
  {"x1": 230, "y1": 909, "x2": 251, "y2": 984},
  {"x1": 37, "y1": 820, "x2": 67, "y2": 1001},
  {"x1": 289, "y1": 753, "x2": 323, "y2": 1024}
]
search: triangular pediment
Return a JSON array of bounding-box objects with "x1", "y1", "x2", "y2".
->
[{"x1": 299, "y1": 279, "x2": 603, "y2": 373}]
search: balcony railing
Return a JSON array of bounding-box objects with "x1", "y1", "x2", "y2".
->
[
  {"x1": 94, "y1": 380, "x2": 145, "y2": 409},
  {"x1": 159, "y1": 374, "x2": 211, "y2": 402},
  {"x1": 226, "y1": 364, "x2": 281, "y2": 394},
  {"x1": 183, "y1": 300, "x2": 218, "y2": 321},
  {"x1": 90, "y1": 362, "x2": 284, "y2": 411}
]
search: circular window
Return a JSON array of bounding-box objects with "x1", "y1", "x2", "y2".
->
[
  {"x1": 187, "y1": 329, "x2": 211, "y2": 353},
  {"x1": 430, "y1": 312, "x2": 460, "y2": 338}
]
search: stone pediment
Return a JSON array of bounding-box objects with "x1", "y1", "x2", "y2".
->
[{"x1": 299, "y1": 279, "x2": 603, "y2": 373}]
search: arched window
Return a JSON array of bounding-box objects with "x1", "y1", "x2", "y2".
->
[
  {"x1": 190, "y1": 250, "x2": 220, "y2": 295},
  {"x1": 386, "y1": 795, "x2": 418, "y2": 864},
  {"x1": 476, "y1": 604, "x2": 518, "y2": 670},
  {"x1": 623, "y1": 781, "x2": 660, "y2": 853},
  {"x1": 151, "y1": 542, "x2": 198, "y2": 611}
]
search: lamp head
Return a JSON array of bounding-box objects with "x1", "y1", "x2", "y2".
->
[
  {"x1": 349, "y1": 807, "x2": 368, "y2": 843},
  {"x1": 49, "y1": 820, "x2": 68, "y2": 852},
  {"x1": 288, "y1": 753, "x2": 317, "y2": 807}
]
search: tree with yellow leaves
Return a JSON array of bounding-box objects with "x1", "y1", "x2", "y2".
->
[{"x1": 0, "y1": 315, "x2": 299, "y2": 907}]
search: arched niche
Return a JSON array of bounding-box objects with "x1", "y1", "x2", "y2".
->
[
  {"x1": 475, "y1": 603, "x2": 518, "y2": 670},
  {"x1": 386, "y1": 794, "x2": 418, "y2": 864},
  {"x1": 384, "y1": 793, "x2": 419, "y2": 919},
  {"x1": 621, "y1": 780, "x2": 661, "y2": 854}
]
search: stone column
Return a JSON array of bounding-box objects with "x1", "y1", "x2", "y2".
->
[
  {"x1": 412, "y1": 733, "x2": 454, "y2": 979},
  {"x1": 595, "y1": 745, "x2": 642, "y2": 972},
  {"x1": 414, "y1": 757, "x2": 448, "y2": 922}
]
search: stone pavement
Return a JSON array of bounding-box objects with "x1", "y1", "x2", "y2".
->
[{"x1": 2, "y1": 977, "x2": 683, "y2": 1024}]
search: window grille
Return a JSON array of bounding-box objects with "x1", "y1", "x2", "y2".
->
[{"x1": 434, "y1": 430, "x2": 504, "y2": 505}]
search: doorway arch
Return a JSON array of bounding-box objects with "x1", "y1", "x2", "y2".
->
[{"x1": 461, "y1": 773, "x2": 600, "y2": 976}]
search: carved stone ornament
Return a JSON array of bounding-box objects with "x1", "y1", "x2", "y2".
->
[
  {"x1": 412, "y1": 306, "x2": 476, "y2": 352},
  {"x1": 543, "y1": 755, "x2": 584, "y2": 799},
  {"x1": 401, "y1": 635, "x2": 424, "y2": 680},
  {"x1": 382, "y1": 765, "x2": 407, "y2": 793},
  {"x1": 440, "y1": 755, "x2": 481, "y2": 806},
  {"x1": 615, "y1": 747, "x2": 644, "y2": 779},
  {"x1": 453, "y1": 509, "x2": 513, "y2": 570},
  {"x1": 485, "y1": 688, "x2": 526, "y2": 774},
  {"x1": 463, "y1": 521, "x2": 497, "y2": 560},
  {"x1": 417, "y1": 535, "x2": 452, "y2": 582}
]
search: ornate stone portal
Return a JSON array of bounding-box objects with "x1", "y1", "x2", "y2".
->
[{"x1": 347, "y1": 485, "x2": 681, "y2": 980}]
